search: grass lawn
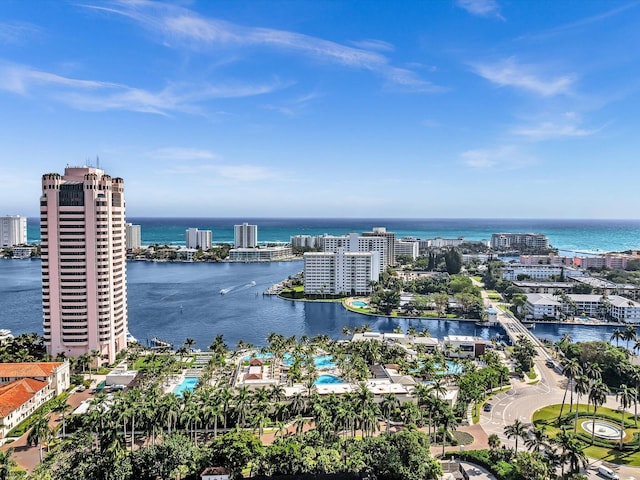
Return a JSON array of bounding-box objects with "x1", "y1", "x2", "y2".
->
[{"x1": 533, "y1": 403, "x2": 640, "y2": 466}]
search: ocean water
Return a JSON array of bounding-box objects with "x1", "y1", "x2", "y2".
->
[
  {"x1": 25, "y1": 217, "x2": 640, "y2": 253},
  {"x1": 0, "y1": 258, "x2": 635, "y2": 350}
]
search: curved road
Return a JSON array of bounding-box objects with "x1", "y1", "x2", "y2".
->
[{"x1": 477, "y1": 288, "x2": 638, "y2": 479}]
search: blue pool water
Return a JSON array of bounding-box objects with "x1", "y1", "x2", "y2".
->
[
  {"x1": 315, "y1": 374, "x2": 344, "y2": 385},
  {"x1": 353, "y1": 301, "x2": 368, "y2": 307},
  {"x1": 242, "y1": 352, "x2": 273, "y2": 362},
  {"x1": 173, "y1": 377, "x2": 199, "y2": 396},
  {"x1": 283, "y1": 353, "x2": 335, "y2": 368}
]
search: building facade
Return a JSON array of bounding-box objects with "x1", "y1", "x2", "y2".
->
[
  {"x1": 303, "y1": 249, "x2": 380, "y2": 295},
  {"x1": 395, "y1": 239, "x2": 419, "y2": 260},
  {"x1": 186, "y1": 228, "x2": 212, "y2": 250},
  {"x1": 40, "y1": 166, "x2": 127, "y2": 364},
  {"x1": 321, "y1": 232, "x2": 388, "y2": 271},
  {"x1": 234, "y1": 223, "x2": 257, "y2": 248},
  {"x1": 490, "y1": 233, "x2": 549, "y2": 250},
  {"x1": 0, "y1": 215, "x2": 27, "y2": 247},
  {"x1": 362, "y1": 227, "x2": 396, "y2": 266},
  {"x1": 125, "y1": 223, "x2": 141, "y2": 250},
  {"x1": 228, "y1": 246, "x2": 292, "y2": 261}
]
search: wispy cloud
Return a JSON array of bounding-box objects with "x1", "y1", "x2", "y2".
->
[
  {"x1": 472, "y1": 57, "x2": 575, "y2": 96},
  {"x1": 0, "y1": 61, "x2": 284, "y2": 114},
  {"x1": 461, "y1": 145, "x2": 534, "y2": 169},
  {"x1": 0, "y1": 21, "x2": 41, "y2": 44},
  {"x1": 349, "y1": 39, "x2": 395, "y2": 52},
  {"x1": 260, "y1": 91, "x2": 321, "y2": 117},
  {"x1": 456, "y1": 0, "x2": 504, "y2": 20},
  {"x1": 83, "y1": 0, "x2": 441, "y2": 92},
  {"x1": 519, "y1": 1, "x2": 640, "y2": 41},
  {"x1": 512, "y1": 113, "x2": 602, "y2": 140},
  {"x1": 151, "y1": 147, "x2": 219, "y2": 161},
  {"x1": 163, "y1": 162, "x2": 282, "y2": 183}
]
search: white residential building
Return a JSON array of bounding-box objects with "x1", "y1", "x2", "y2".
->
[
  {"x1": 186, "y1": 228, "x2": 212, "y2": 250},
  {"x1": 0, "y1": 215, "x2": 27, "y2": 247},
  {"x1": 304, "y1": 249, "x2": 380, "y2": 295},
  {"x1": 524, "y1": 293, "x2": 640, "y2": 323},
  {"x1": 322, "y1": 232, "x2": 388, "y2": 271},
  {"x1": 525, "y1": 294, "x2": 562, "y2": 320},
  {"x1": 491, "y1": 233, "x2": 549, "y2": 250},
  {"x1": 502, "y1": 264, "x2": 568, "y2": 281},
  {"x1": 362, "y1": 227, "x2": 396, "y2": 265},
  {"x1": 228, "y1": 246, "x2": 292, "y2": 262},
  {"x1": 395, "y1": 239, "x2": 419, "y2": 260},
  {"x1": 125, "y1": 223, "x2": 141, "y2": 250},
  {"x1": 234, "y1": 223, "x2": 257, "y2": 248},
  {"x1": 290, "y1": 235, "x2": 322, "y2": 249}
]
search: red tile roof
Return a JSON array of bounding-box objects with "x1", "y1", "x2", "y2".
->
[
  {"x1": 0, "y1": 362, "x2": 64, "y2": 379},
  {"x1": 0, "y1": 378, "x2": 49, "y2": 417}
]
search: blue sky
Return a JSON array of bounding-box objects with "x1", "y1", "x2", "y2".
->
[{"x1": 1, "y1": 0, "x2": 639, "y2": 218}]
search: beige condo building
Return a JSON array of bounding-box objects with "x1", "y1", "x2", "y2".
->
[{"x1": 40, "y1": 166, "x2": 127, "y2": 365}]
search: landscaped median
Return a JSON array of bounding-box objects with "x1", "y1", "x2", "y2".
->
[{"x1": 533, "y1": 403, "x2": 640, "y2": 465}]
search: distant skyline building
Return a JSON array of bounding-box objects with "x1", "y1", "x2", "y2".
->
[
  {"x1": 125, "y1": 223, "x2": 141, "y2": 250},
  {"x1": 185, "y1": 227, "x2": 212, "y2": 250},
  {"x1": 234, "y1": 222, "x2": 257, "y2": 248},
  {"x1": 0, "y1": 215, "x2": 27, "y2": 247},
  {"x1": 362, "y1": 227, "x2": 396, "y2": 266},
  {"x1": 40, "y1": 166, "x2": 127, "y2": 364},
  {"x1": 490, "y1": 233, "x2": 549, "y2": 250}
]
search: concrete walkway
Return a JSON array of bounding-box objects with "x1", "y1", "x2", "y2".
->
[{"x1": 459, "y1": 461, "x2": 497, "y2": 479}]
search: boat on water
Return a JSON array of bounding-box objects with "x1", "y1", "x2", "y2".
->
[
  {"x1": 248, "y1": 281, "x2": 256, "y2": 286},
  {"x1": 219, "y1": 288, "x2": 231, "y2": 295},
  {"x1": 475, "y1": 321, "x2": 500, "y2": 327},
  {"x1": 0, "y1": 329, "x2": 14, "y2": 344},
  {"x1": 126, "y1": 331, "x2": 137, "y2": 344}
]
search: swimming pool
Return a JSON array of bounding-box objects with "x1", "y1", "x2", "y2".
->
[
  {"x1": 242, "y1": 352, "x2": 273, "y2": 362},
  {"x1": 283, "y1": 353, "x2": 335, "y2": 368},
  {"x1": 315, "y1": 374, "x2": 345, "y2": 385},
  {"x1": 352, "y1": 301, "x2": 368, "y2": 307},
  {"x1": 173, "y1": 377, "x2": 199, "y2": 396}
]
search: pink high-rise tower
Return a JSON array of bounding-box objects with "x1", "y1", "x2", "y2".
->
[{"x1": 40, "y1": 166, "x2": 128, "y2": 365}]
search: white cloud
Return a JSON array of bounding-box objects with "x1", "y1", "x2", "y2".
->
[
  {"x1": 460, "y1": 145, "x2": 533, "y2": 169},
  {"x1": 456, "y1": 0, "x2": 504, "y2": 20},
  {"x1": 349, "y1": 39, "x2": 395, "y2": 52},
  {"x1": 472, "y1": 57, "x2": 574, "y2": 96},
  {"x1": 84, "y1": 1, "x2": 441, "y2": 92},
  {"x1": 151, "y1": 147, "x2": 219, "y2": 161},
  {"x1": 0, "y1": 61, "x2": 284, "y2": 114},
  {"x1": 511, "y1": 112, "x2": 603, "y2": 140},
  {"x1": 0, "y1": 21, "x2": 41, "y2": 44}
]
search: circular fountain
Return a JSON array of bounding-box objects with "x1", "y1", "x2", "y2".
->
[{"x1": 581, "y1": 420, "x2": 624, "y2": 440}]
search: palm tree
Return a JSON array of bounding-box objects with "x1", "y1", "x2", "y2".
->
[
  {"x1": 49, "y1": 397, "x2": 71, "y2": 437},
  {"x1": 0, "y1": 447, "x2": 16, "y2": 480},
  {"x1": 525, "y1": 425, "x2": 549, "y2": 453},
  {"x1": 380, "y1": 393, "x2": 400, "y2": 434},
  {"x1": 617, "y1": 384, "x2": 635, "y2": 449},
  {"x1": 488, "y1": 433, "x2": 501, "y2": 451},
  {"x1": 558, "y1": 358, "x2": 582, "y2": 421},
  {"x1": 554, "y1": 429, "x2": 587, "y2": 476},
  {"x1": 588, "y1": 380, "x2": 610, "y2": 444},
  {"x1": 610, "y1": 329, "x2": 624, "y2": 347},
  {"x1": 573, "y1": 375, "x2": 590, "y2": 433},
  {"x1": 504, "y1": 419, "x2": 527, "y2": 452},
  {"x1": 27, "y1": 414, "x2": 51, "y2": 462},
  {"x1": 624, "y1": 325, "x2": 638, "y2": 351}
]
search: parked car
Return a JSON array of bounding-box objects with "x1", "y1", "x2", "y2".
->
[
  {"x1": 545, "y1": 360, "x2": 555, "y2": 368},
  {"x1": 76, "y1": 385, "x2": 86, "y2": 392},
  {"x1": 483, "y1": 403, "x2": 493, "y2": 412}
]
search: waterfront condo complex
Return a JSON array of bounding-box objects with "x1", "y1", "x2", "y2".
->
[
  {"x1": 40, "y1": 166, "x2": 127, "y2": 364},
  {"x1": 0, "y1": 214, "x2": 27, "y2": 247}
]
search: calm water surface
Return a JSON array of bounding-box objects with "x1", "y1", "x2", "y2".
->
[{"x1": 0, "y1": 259, "x2": 635, "y2": 350}]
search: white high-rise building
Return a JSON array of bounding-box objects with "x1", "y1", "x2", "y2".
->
[
  {"x1": 234, "y1": 223, "x2": 257, "y2": 248},
  {"x1": 40, "y1": 166, "x2": 127, "y2": 364},
  {"x1": 304, "y1": 249, "x2": 380, "y2": 295},
  {"x1": 0, "y1": 215, "x2": 27, "y2": 247},
  {"x1": 125, "y1": 223, "x2": 141, "y2": 250},
  {"x1": 186, "y1": 228, "x2": 212, "y2": 249},
  {"x1": 321, "y1": 232, "x2": 388, "y2": 271},
  {"x1": 362, "y1": 227, "x2": 396, "y2": 265}
]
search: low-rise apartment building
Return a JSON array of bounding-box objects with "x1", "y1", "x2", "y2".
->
[{"x1": 0, "y1": 361, "x2": 70, "y2": 438}]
